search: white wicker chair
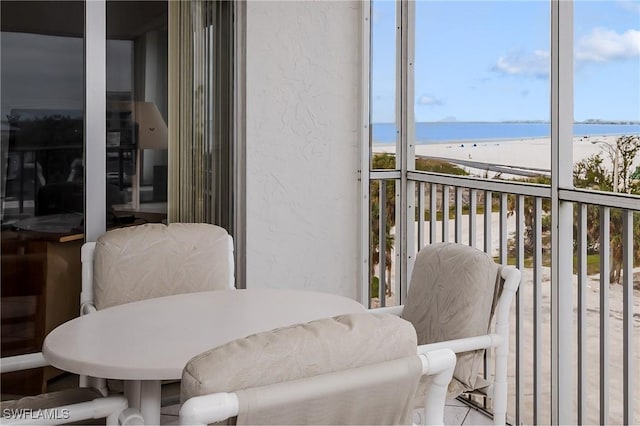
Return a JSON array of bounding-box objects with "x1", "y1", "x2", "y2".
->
[
  {"x1": 178, "y1": 313, "x2": 456, "y2": 426},
  {"x1": 79, "y1": 223, "x2": 235, "y2": 400},
  {"x1": 375, "y1": 242, "x2": 521, "y2": 426},
  {"x1": 80, "y1": 222, "x2": 235, "y2": 315}
]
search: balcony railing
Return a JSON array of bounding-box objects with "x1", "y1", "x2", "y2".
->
[{"x1": 370, "y1": 171, "x2": 638, "y2": 425}]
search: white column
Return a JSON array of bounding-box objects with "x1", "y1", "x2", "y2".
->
[
  {"x1": 550, "y1": 0, "x2": 574, "y2": 424},
  {"x1": 360, "y1": 1, "x2": 372, "y2": 305},
  {"x1": 400, "y1": 0, "x2": 416, "y2": 303},
  {"x1": 85, "y1": 0, "x2": 107, "y2": 241}
]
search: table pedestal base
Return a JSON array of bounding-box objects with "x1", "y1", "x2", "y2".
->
[{"x1": 125, "y1": 380, "x2": 161, "y2": 425}]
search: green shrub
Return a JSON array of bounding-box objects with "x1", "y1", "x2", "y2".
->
[{"x1": 370, "y1": 276, "x2": 380, "y2": 298}]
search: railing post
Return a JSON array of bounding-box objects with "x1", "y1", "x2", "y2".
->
[
  {"x1": 622, "y1": 210, "x2": 635, "y2": 426},
  {"x1": 379, "y1": 180, "x2": 387, "y2": 307},
  {"x1": 430, "y1": 184, "x2": 437, "y2": 243},
  {"x1": 599, "y1": 207, "x2": 610, "y2": 425},
  {"x1": 577, "y1": 203, "x2": 587, "y2": 425},
  {"x1": 469, "y1": 189, "x2": 477, "y2": 248},
  {"x1": 483, "y1": 191, "x2": 492, "y2": 254},
  {"x1": 515, "y1": 195, "x2": 525, "y2": 425},
  {"x1": 499, "y1": 193, "x2": 508, "y2": 264},
  {"x1": 534, "y1": 197, "x2": 544, "y2": 425}
]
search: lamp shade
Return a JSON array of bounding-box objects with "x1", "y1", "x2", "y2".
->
[
  {"x1": 107, "y1": 101, "x2": 168, "y2": 149},
  {"x1": 134, "y1": 101, "x2": 168, "y2": 150}
]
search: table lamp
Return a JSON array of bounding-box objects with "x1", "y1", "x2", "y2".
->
[
  {"x1": 135, "y1": 101, "x2": 168, "y2": 151},
  {"x1": 107, "y1": 101, "x2": 168, "y2": 210},
  {"x1": 132, "y1": 102, "x2": 167, "y2": 210}
]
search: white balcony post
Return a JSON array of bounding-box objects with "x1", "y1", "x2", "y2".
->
[
  {"x1": 360, "y1": 0, "x2": 372, "y2": 305},
  {"x1": 400, "y1": 0, "x2": 416, "y2": 302},
  {"x1": 550, "y1": 0, "x2": 574, "y2": 424},
  {"x1": 85, "y1": 0, "x2": 107, "y2": 242},
  {"x1": 394, "y1": 0, "x2": 402, "y2": 302}
]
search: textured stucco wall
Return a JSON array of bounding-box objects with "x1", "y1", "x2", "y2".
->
[{"x1": 245, "y1": 1, "x2": 361, "y2": 299}]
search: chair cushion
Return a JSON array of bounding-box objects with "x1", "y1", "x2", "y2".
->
[
  {"x1": 235, "y1": 355, "x2": 422, "y2": 425},
  {"x1": 93, "y1": 223, "x2": 232, "y2": 310},
  {"x1": 181, "y1": 313, "x2": 418, "y2": 402},
  {"x1": 402, "y1": 242, "x2": 500, "y2": 396}
]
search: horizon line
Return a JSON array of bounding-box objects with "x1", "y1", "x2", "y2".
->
[{"x1": 372, "y1": 120, "x2": 640, "y2": 125}]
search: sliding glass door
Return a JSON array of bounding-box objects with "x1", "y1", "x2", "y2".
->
[
  {"x1": 106, "y1": 1, "x2": 168, "y2": 225},
  {"x1": 1, "y1": 0, "x2": 85, "y2": 395},
  {"x1": 1, "y1": 0, "x2": 236, "y2": 399},
  {"x1": 0, "y1": 0, "x2": 170, "y2": 398}
]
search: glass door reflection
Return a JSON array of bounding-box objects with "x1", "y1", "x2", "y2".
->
[
  {"x1": 1, "y1": 0, "x2": 85, "y2": 396},
  {"x1": 107, "y1": 0, "x2": 168, "y2": 226}
]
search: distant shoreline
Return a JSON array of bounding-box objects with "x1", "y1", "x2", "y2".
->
[
  {"x1": 372, "y1": 120, "x2": 640, "y2": 125},
  {"x1": 373, "y1": 134, "x2": 634, "y2": 146},
  {"x1": 372, "y1": 122, "x2": 640, "y2": 145}
]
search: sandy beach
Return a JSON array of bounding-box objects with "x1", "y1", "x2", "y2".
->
[{"x1": 373, "y1": 135, "x2": 637, "y2": 179}]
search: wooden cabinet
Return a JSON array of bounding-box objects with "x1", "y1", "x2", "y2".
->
[{"x1": 1, "y1": 231, "x2": 82, "y2": 396}]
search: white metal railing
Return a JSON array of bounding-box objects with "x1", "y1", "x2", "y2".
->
[{"x1": 369, "y1": 171, "x2": 638, "y2": 425}]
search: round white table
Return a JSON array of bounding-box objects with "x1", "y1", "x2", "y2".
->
[{"x1": 43, "y1": 288, "x2": 365, "y2": 424}]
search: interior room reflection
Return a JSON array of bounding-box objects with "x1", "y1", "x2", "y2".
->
[{"x1": 1, "y1": 0, "x2": 168, "y2": 399}]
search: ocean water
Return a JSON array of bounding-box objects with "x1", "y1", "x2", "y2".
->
[{"x1": 372, "y1": 122, "x2": 640, "y2": 144}]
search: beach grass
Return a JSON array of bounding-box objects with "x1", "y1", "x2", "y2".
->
[
  {"x1": 415, "y1": 157, "x2": 468, "y2": 175},
  {"x1": 501, "y1": 253, "x2": 628, "y2": 277}
]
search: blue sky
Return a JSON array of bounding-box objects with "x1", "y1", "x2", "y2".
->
[{"x1": 371, "y1": 0, "x2": 640, "y2": 123}]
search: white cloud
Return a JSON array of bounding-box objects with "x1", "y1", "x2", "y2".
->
[
  {"x1": 617, "y1": 1, "x2": 640, "y2": 15},
  {"x1": 576, "y1": 27, "x2": 640, "y2": 62},
  {"x1": 491, "y1": 27, "x2": 638, "y2": 79},
  {"x1": 492, "y1": 50, "x2": 549, "y2": 78},
  {"x1": 417, "y1": 94, "x2": 443, "y2": 106}
]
